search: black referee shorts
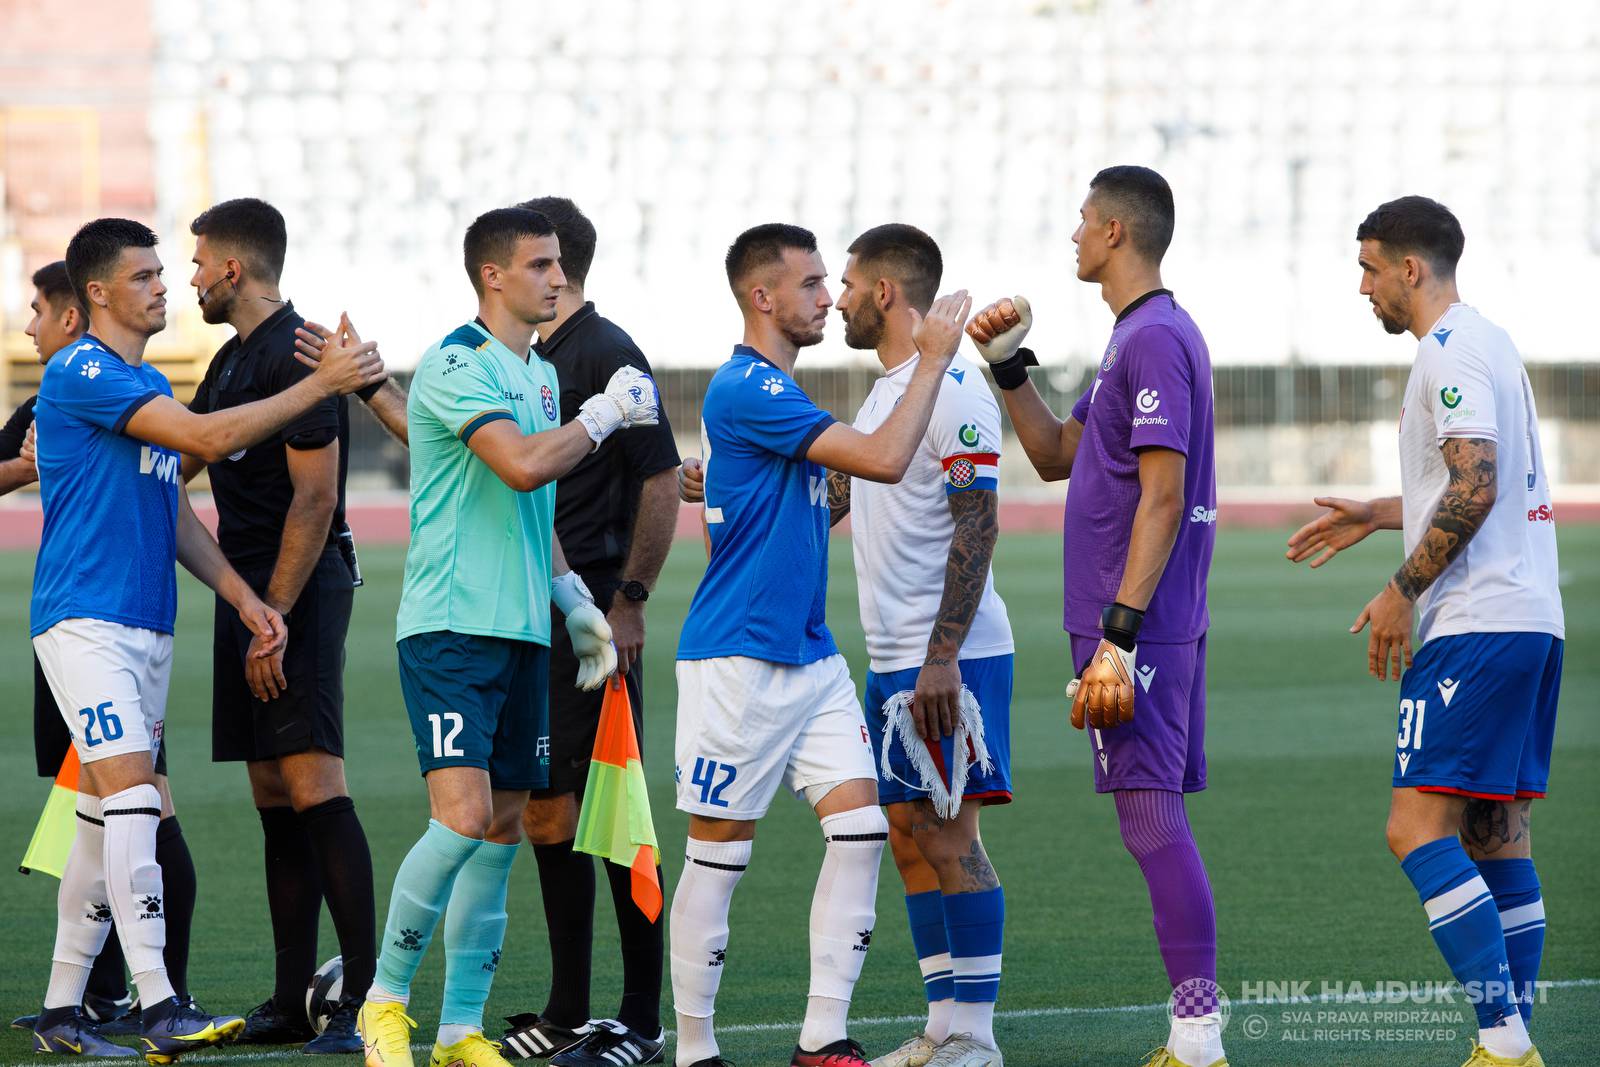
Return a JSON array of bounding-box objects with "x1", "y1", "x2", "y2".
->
[
  {"x1": 534, "y1": 579, "x2": 646, "y2": 798},
  {"x1": 34, "y1": 654, "x2": 167, "y2": 777},
  {"x1": 212, "y1": 551, "x2": 353, "y2": 763}
]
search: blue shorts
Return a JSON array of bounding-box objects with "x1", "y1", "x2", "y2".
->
[
  {"x1": 1070, "y1": 634, "x2": 1207, "y2": 793},
  {"x1": 863, "y1": 654, "x2": 1013, "y2": 807},
  {"x1": 398, "y1": 631, "x2": 551, "y2": 791},
  {"x1": 1394, "y1": 631, "x2": 1562, "y2": 800}
]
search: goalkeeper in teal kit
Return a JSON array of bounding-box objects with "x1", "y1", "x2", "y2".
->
[{"x1": 353, "y1": 207, "x2": 660, "y2": 1067}]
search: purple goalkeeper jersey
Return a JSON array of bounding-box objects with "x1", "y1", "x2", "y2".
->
[{"x1": 1065, "y1": 290, "x2": 1216, "y2": 643}]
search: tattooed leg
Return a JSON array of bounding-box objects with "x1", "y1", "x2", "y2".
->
[{"x1": 1461, "y1": 798, "x2": 1533, "y2": 861}]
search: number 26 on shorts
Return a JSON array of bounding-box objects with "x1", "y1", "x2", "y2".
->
[{"x1": 691, "y1": 756, "x2": 737, "y2": 807}]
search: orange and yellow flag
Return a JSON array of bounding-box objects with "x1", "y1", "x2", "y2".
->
[
  {"x1": 21, "y1": 748, "x2": 80, "y2": 877},
  {"x1": 574, "y1": 675, "x2": 662, "y2": 921}
]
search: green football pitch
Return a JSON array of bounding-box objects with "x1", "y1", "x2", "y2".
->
[{"x1": 1, "y1": 528, "x2": 1595, "y2": 1067}]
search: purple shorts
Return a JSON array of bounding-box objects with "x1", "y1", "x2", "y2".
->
[{"x1": 1069, "y1": 633, "x2": 1208, "y2": 793}]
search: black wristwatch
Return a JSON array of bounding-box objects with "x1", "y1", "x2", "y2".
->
[{"x1": 619, "y1": 580, "x2": 650, "y2": 603}]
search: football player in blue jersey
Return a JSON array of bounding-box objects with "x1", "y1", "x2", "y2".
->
[
  {"x1": 29, "y1": 217, "x2": 384, "y2": 1061},
  {"x1": 667, "y1": 223, "x2": 970, "y2": 1067}
]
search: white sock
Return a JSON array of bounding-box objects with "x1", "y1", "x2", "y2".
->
[
  {"x1": 436, "y1": 1024, "x2": 478, "y2": 1047},
  {"x1": 926, "y1": 997, "x2": 955, "y2": 1043},
  {"x1": 1167, "y1": 1012, "x2": 1225, "y2": 1066},
  {"x1": 101, "y1": 784, "x2": 175, "y2": 1007},
  {"x1": 800, "y1": 806, "x2": 887, "y2": 1049},
  {"x1": 949, "y1": 1001, "x2": 996, "y2": 1049},
  {"x1": 671, "y1": 837, "x2": 751, "y2": 1066},
  {"x1": 45, "y1": 795, "x2": 113, "y2": 1010},
  {"x1": 365, "y1": 982, "x2": 408, "y2": 1007},
  {"x1": 1479, "y1": 1012, "x2": 1532, "y2": 1059}
]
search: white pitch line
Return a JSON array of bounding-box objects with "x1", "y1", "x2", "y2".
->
[{"x1": 11, "y1": 979, "x2": 1595, "y2": 1066}]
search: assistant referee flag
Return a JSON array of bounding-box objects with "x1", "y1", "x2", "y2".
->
[
  {"x1": 21, "y1": 748, "x2": 79, "y2": 877},
  {"x1": 575, "y1": 674, "x2": 662, "y2": 921}
]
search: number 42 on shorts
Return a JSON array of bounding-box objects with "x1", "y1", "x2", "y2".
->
[{"x1": 690, "y1": 757, "x2": 737, "y2": 807}]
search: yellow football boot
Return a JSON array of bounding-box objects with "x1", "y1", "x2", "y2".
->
[
  {"x1": 1138, "y1": 1049, "x2": 1228, "y2": 1067},
  {"x1": 1460, "y1": 1043, "x2": 1544, "y2": 1067},
  {"x1": 429, "y1": 1031, "x2": 513, "y2": 1067},
  {"x1": 358, "y1": 1001, "x2": 417, "y2": 1067}
]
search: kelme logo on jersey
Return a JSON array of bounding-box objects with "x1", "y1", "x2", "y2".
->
[
  {"x1": 958, "y1": 423, "x2": 980, "y2": 447},
  {"x1": 540, "y1": 384, "x2": 556, "y2": 420},
  {"x1": 760, "y1": 375, "x2": 784, "y2": 396},
  {"x1": 1440, "y1": 386, "x2": 1462, "y2": 409},
  {"x1": 80, "y1": 360, "x2": 102, "y2": 380},
  {"x1": 1102, "y1": 343, "x2": 1118, "y2": 372}
]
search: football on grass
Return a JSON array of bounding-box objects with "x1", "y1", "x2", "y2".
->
[{"x1": 305, "y1": 955, "x2": 344, "y2": 1035}]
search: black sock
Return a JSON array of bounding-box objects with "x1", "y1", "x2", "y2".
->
[
  {"x1": 156, "y1": 816, "x2": 196, "y2": 999},
  {"x1": 258, "y1": 806, "x2": 321, "y2": 1010},
  {"x1": 298, "y1": 796, "x2": 376, "y2": 1002},
  {"x1": 85, "y1": 926, "x2": 127, "y2": 1003},
  {"x1": 532, "y1": 839, "x2": 595, "y2": 1028},
  {"x1": 605, "y1": 859, "x2": 663, "y2": 1035}
]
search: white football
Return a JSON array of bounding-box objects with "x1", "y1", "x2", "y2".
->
[{"x1": 305, "y1": 955, "x2": 344, "y2": 1035}]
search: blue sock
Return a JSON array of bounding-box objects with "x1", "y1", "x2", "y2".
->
[
  {"x1": 906, "y1": 891, "x2": 954, "y2": 1004},
  {"x1": 373, "y1": 820, "x2": 483, "y2": 1000},
  {"x1": 1477, "y1": 858, "x2": 1544, "y2": 1024},
  {"x1": 943, "y1": 887, "x2": 1004, "y2": 1004},
  {"x1": 440, "y1": 839, "x2": 518, "y2": 1029},
  {"x1": 1400, "y1": 837, "x2": 1517, "y2": 1030}
]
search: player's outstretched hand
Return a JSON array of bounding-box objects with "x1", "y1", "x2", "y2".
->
[
  {"x1": 577, "y1": 366, "x2": 659, "y2": 445},
  {"x1": 965, "y1": 296, "x2": 1032, "y2": 364},
  {"x1": 19, "y1": 422, "x2": 36, "y2": 470},
  {"x1": 245, "y1": 633, "x2": 288, "y2": 702},
  {"x1": 1287, "y1": 496, "x2": 1377, "y2": 567},
  {"x1": 913, "y1": 656, "x2": 961, "y2": 739},
  {"x1": 297, "y1": 312, "x2": 387, "y2": 395},
  {"x1": 1351, "y1": 581, "x2": 1413, "y2": 681},
  {"x1": 678, "y1": 456, "x2": 705, "y2": 504},
  {"x1": 910, "y1": 289, "x2": 972, "y2": 369},
  {"x1": 1067, "y1": 638, "x2": 1136, "y2": 730}
]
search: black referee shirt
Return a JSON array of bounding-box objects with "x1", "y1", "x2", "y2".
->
[
  {"x1": 189, "y1": 302, "x2": 349, "y2": 568},
  {"x1": 535, "y1": 302, "x2": 680, "y2": 577},
  {"x1": 0, "y1": 394, "x2": 36, "y2": 460}
]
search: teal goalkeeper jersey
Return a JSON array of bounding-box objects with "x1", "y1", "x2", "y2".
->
[{"x1": 397, "y1": 320, "x2": 561, "y2": 645}]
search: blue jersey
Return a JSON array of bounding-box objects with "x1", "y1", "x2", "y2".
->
[
  {"x1": 31, "y1": 335, "x2": 181, "y2": 637},
  {"x1": 678, "y1": 345, "x2": 837, "y2": 665}
]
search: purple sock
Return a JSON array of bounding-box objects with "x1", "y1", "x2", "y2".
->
[{"x1": 1114, "y1": 789, "x2": 1218, "y2": 1015}]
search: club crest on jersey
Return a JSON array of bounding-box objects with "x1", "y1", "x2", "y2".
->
[
  {"x1": 540, "y1": 384, "x2": 556, "y2": 420},
  {"x1": 1101, "y1": 343, "x2": 1118, "y2": 372},
  {"x1": 1440, "y1": 386, "x2": 1462, "y2": 409},
  {"x1": 948, "y1": 458, "x2": 977, "y2": 489}
]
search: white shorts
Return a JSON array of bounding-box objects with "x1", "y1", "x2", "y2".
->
[
  {"x1": 33, "y1": 618, "x2": 171, "y2": 767},
  {"x1": 674, "y1": 654, "x2": 876, "y2": 819}
]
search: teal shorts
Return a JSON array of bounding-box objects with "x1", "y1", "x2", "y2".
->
[{"x1": 398, "y1": 631, "x2": 550, "y2": 790}]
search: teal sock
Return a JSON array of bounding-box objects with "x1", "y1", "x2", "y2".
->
[
  {"x1": 373, "y1": 820, "x2": 483, "y2": 999},
  {"x1": 440, "y1": 839, "x2": 518, "y2": 1028}
]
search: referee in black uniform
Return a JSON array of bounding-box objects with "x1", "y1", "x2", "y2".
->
[
  {"x1": 9, "y1": 261, "x2": 198, "y2": 1032},
  {"x1": 498, "y1": 197, "x2": 681, "y2": 1067},
  {"x1": 179, "y1": 199, "x2": 376, "y2": 1054}
]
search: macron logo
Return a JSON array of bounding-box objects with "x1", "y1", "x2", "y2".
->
[
  {"x1": 1436, "y1": 678, "x2": 1460, "y2": 706},
  {"x1": 1136, "y1": 664, "x2": 1157, "y2": 692},
  {"x1": 139, "y1": 446, "x2": 180, "y2": 485},
  {"x1": 1398, "y1": 752, "x2": 1412, "y2": 775}
]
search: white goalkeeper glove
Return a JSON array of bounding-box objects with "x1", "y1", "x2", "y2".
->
[
  {"x1": 552, "y1": 571, "x2": 616, "y2": 690},
  {"x1": 576, "y1": 366, "x2": 660, "y2": 446},
  {"x1": 965, "y1": 296, "x2": 1033, "y2": 365}
]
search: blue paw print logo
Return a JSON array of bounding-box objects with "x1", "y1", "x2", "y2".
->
[
  {"x1": 760, "y1": 375, "x2": 784, "y2": 396},
  {"x1": 482, "y1": 948, "x2": 501, "y2": 973},
  {"x1": 80, "y1": 360, "x2": 102, "y2": 380}
]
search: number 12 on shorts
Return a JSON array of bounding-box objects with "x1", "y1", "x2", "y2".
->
[
  {"x1": 691, "y1": 756, "x2": 737, "y2": 807},
  {"x1": 430, "y1": 712, "x2": 464, "y2": 757}
]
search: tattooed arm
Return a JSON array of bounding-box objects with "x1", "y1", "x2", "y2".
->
[
  {"x1": 1352, "y1": 437, "x2": 1498, "y2": 680},
  {"x1": 826, "y1": 469, "x2": 851, "y2": 527},
  {"x1": 911, "y1": 487, "x2": 1001, "y2": 739}
]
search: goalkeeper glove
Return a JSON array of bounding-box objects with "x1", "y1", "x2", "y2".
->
[
  {"x1": 1066, "y1": 602, "x2": 1143, "y2": 730},
  {"x1": 552, "y1": 571, "x2": 616, "y2": 690},
  {"x1": 577, "y1": 365, "x2": 659, "y2": 446},
  {"x1": 965, "y1": 295, "x2": 1037, "y2": 390}
]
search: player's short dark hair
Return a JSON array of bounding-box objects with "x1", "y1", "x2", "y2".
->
[
  {"x1": 845, "y1": 223, "x2": 943, "y2": 312},
  {"x1": 1356, "y1": 196, "x2": 1465, "y2": 278},
  {"x1": 463, "y1": 207, "x2": 556, "y2": 296},
  {"x1": 189, "y1": 197, "x2": 288, "y2": 283},
  {"x1": 31, "y1": 260, "x2": 85, "y2": 318},
  {"x1": 518, "y1": 197, "x2": 596, "y2": 288},
  {"x1": 725, "y1": 223, "x2": 818, "y2": 298},
  {"x1": 1088, "y1": 165, "x2": 1176, "y2": 262},
  {"x1": 65, "y1": 217, "x2": 159, "y2": 312}
]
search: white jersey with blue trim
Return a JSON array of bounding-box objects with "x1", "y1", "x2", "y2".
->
[
  {"x1": 31, "y1": 335, "x2": 181, "y2": 637},
  {"x1": 1398, "y1": 303, "x2": 1563, "y2": 644},
  {"x1": 850, "y1": 353, "x2": 1013, "y2": 673},
  {"x1": 677, "y1": 345, "x2": 838, "y2": 665}
]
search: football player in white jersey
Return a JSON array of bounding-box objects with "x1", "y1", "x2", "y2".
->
[
  {"x1": 1289, "y1": 196, "x2": 1563, "y2": 1067},
  {"x1": 680, "y1": 225, "x2": 1013, "y2": 1067}
]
